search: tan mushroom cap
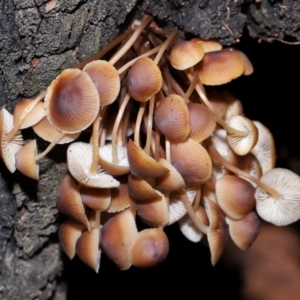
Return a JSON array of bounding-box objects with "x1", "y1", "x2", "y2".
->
[
  {"x1": 83, "y1": 60, "x2": 120, "y2": 106},
  {"x1": 67, "y1": 142, "x2": 120, "y2": 188},
  {"x1": 127, "y1": 140, "x2": 169, "y2": 178},
  {"x1": 33, "y1": 117, "x2": 80, "y2": 144},
  {"x1": 136, "y1": 190, "x2": 169, "y2": 227},
  {"x1": 101, "y1": 209, "x2": 138, "y2": 270},
  {"x1": 57, "y1": 174, "x2": 90, "y2": 230},
  {"x1": 255, "y1": 168, "x2": 300, "y2": 226},
  {"x1": 13, "y1": 99, "x2": 45, "y2": 129},
  {"x1": 0, "y1": 108, "x2": 23, "y2": 173},
  {"x1": 127, "y1": 57, "x2": 162, "y2": 102},
  {"x1": 216, "y1": 175, "x2": 255, "y2": 220},
  {"x1": 170, "y1": 39, "x2": 204, "y2": 70},
  {"x1": 170, "y1": 138, "x2": 212, "y2": 184},
  {"x1": 227, "y1": 115, "x2": 258, "y2": 156},
  {"x1": 251, "y1": 121, "x2": 276, "y2": 174},
  {"x1": 187, "y1": 102, "x2": 216, "y2": 142},
  {"x1": 199, "y1": 48, "x2": 247, "y2": 85},
  {"x1": 44, "y1": 68, "x2": 100, "y2": 133},
  {"x1": 228, "y1": 211, "x2": 260, "y2": 250},
  {"x1": 76, "y1": 227, "x2": 101, "y2": 272},
  {"x1": 192, "y1": 38, "x2": 222, "y2": 53},
  {"x1": 80, "y1": 187, "x2": 111, "y2": 212},
  {"x1": 58, "y1": 218, "x2": 84, "y2": 260},
  {"x1": 98, "y1": 144, "x2": 130, "y2": 176},
  {"x1": 129, "y1": 228, "x2": 169, "y2": 268},
  {"x1": 15, "y1": 139, "x2": 39, "y2": 180},
  {"x1": 154, "y1": 94, "x2": 190, "y2": 143}
]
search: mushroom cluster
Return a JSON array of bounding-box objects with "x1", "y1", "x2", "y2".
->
[{"x1": 2, "y1": 16, "x2": 300, "y2": 272}]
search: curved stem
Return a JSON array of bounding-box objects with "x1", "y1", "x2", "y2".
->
[
  {"x1": 179, "y1": 188, "x2": 208, "y2": 234},
  {"x1": 186, "y1": 73, "x2": 247, "y2": 136},
  {"x1": 134, "y1": 102, "x2": 146, "y2": 147},
  {"x1": 153, "y1": 30, "x2": 178, "y2": 64},
  {"x1": 112, "y1": 93, "x2": 130, "y2": 164},
  {"x1": 35, "y1": 131, "x2": 65, "y2": 161},
  {"x1": 183, "y1": 66, "x2": 199, "y2": 101},
  {"x1": 145, "y1": 95, "x2": 155, "y2": 155},
  {"x1": 109, "y1": 16, "x2": 153, "y2": 66},
  {"x1": 208, "y1": 142, "x2": 280, "y2": 199},
  {"x1": 193, "y1": 184, "x2": 201, "y2": 210},
  {"x1": 90, "y1": 115, "x2": 101, "y2": 175}
]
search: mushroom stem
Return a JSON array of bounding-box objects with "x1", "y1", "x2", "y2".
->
[
  {"x1": 109, "y1": 16, "x2": 153, "y2": 66},
  {"x1": 35, "y1": 131, "x2": 65, "y2": 162},
  {"x1": 153, "y1": 30, "x2": 178, "y2": 64},
  {"x1": 179, "y1": 188, "x2": 208, "y2": 234},
  {"x1": 6, "y1": 91, "x2": 46, "y2": 142},
  {"x1": 193, "y1": 184, "x2": 201, "y2": 210},
  {"x1": 183, "y1": 66, "x2": 199, "y2": 101},
  {"x1": 112, "y1": 93, "x2": 131, "y2": 164},
  {"x1": 186, "y1": 73, "x2": 247, "y2": 137},
  {"x1": 90, "y1": 115, "x2": 101, "y2": 175},
  {"x1": 208, "y1": 142, "x2": 280, "y2": 199},
  {"x1": 145, "y1": 95, "x2": 155, "y2": 155},
  {"x1": 134, "y1": 102, "x2": 146, "y2": 147}
]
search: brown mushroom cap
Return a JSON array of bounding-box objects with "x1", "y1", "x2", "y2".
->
[
  {"x1": 154, "y1": 94, "x2": 190, "y2": 143},
  {"x1": 170, "y1": 39, "x2": 204, "y2": 70},
  {"x1": 44, "y1": 68, "x2": 100, "y2": 133},
  {"x1": 216, "y1": 175, "x2": 255, "y2": 220},
  {"x1": 129, "y1": 228, "x2": 169, "y2": 268},
  {"x1": 83, "y1": 60, "x2": 120, "y2": 106},
  {"x1": 127, "y1": 57, "x2": 162, "y2": 102},
  {"x1": 199, "y1": 48, "x2": 247, "y2": 85}
]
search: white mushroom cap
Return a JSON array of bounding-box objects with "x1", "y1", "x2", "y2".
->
[
  {"x1": 67, "y1": 142, "x2": 119, "y2": 188},
  {"x1": 255, "y1": 168, "x2": 300, "y2": 226}
]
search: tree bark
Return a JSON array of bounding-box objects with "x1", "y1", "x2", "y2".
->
[{"x1": 1, "y1": 0, "x2": 299, "y2": 299}]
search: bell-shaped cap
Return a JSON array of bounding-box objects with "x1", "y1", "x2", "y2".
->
[
  {"x1": 170, "y1": 39, "x2": 204, "y2": 70},
  {"x1": 199, "y1": 48, "x2": 249, "y2": 85},
  {"x1": 83, "y1": 60, "x2": 120, "y2": 106},
  {"x1": 216, "y1": 175, "x2": 255, "y2": 220},
  {"x1": 127, "y1": 57, "x2": 162, "y2": 102},
  {"x1": 154, "y1": 94, "x2": 190, "y2": 143},
  {"x1": 44, "y1": 68, "x2": 100, "y2": 133},
  {"x1": 129, "y1": 228, "x2": 169, "y2": 268},
  {"x1": 101, "y1": 209, "x2": 138, "y2": 270}
]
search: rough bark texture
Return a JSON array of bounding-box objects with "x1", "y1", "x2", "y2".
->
[
  {"x1": 142, "y1": 0, "x2": 246, "y2": 45},
  {"x1": 0, "y1": 1, "x2": 137, "y2": 299},
  {"x1": 1, "y1": 0, "x2": 300, "y2": 299},
  {"x1": 246, "y1": 0, "x2": 300, "y2": 42}
]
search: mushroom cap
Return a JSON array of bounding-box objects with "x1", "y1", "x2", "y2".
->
[
  {"x1": 154, "y1": 94, "x2": 190, "y2": 143},
  {"x1": 255, "y1": 168, "x2": 300, "y2": 226},
  {"x1": 83, "y1": 60, "x2": 120, "y2": 106},
  {"x1": 44, "y1": 68, "x2": 100, "y2": 133},
  {"x1": 127, "y1": 57, "x2": 162, "y2": 102},
  {"x1": 0, "y1": 108, "x2": 23, "y2": 173},
  {"x1": 227, "y1": 115, "x2": 258, "y2": 156},
  {"x1": 129, "y1": 228, "x2": 169, "y2": 268},
  {"x1": 251, "y1": 121, "x2": 276, "y2": 174},
  {"x1": 67, "y1": 142, "x2": 120, "y2": 188},
  {"x1": 170, "y1": 39, "x2": 204, "y2": 70},
  {"x1": 199, "y1": 48, "x2": 247, "y2": 85}
]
